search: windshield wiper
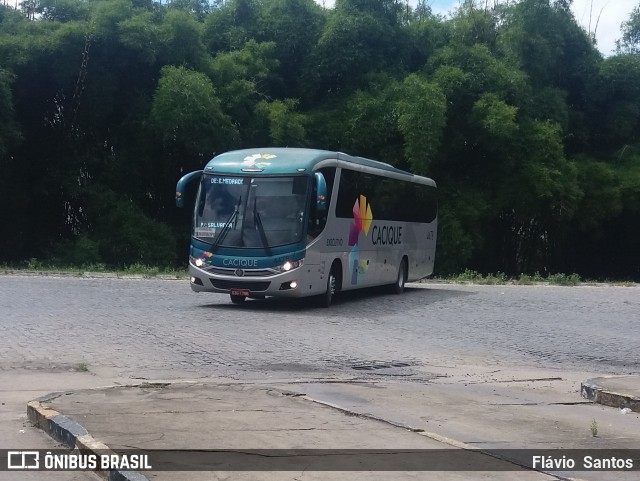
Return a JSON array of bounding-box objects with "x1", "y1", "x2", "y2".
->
[
  {"x1": 210, "y1": 196, "x2": 241, "y2": 251},
  {"x1": 253, "y1": 198, "x2": 272, "y2": 256}
]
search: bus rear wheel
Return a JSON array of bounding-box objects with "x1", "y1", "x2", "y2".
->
[
  {"x1": 392, "y1": 259, "x2": 407, "y2": 295},
  {"x1": 230, "y1": 294, "x2": 246, "y2": 304}
]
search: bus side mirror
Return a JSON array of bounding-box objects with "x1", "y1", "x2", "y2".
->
[
  {"x1": 176, "y1": 170, "x2": 203, "y2": 208},
  {"x1": 314, "y1": 172, "x2": 327, "y2": 212}
]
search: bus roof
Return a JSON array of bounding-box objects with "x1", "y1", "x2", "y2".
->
[{"x1": 203, "y1": 148, "x2": 432, "y2": 182}]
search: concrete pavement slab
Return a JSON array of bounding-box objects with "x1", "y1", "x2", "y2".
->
[
  {"x1": 286, "y1": 378, "x2": 640, "y2": 449},
  {"x1": 271, "y1": 374, "x2": 640, "y2": 481},
  {"x1": 31, "y1": 382, "x2": 563, "y2": 481}
]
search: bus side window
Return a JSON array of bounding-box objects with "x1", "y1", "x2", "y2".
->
[{"x1": 308, "y1": 167, "x2": 335, "y2": 239}]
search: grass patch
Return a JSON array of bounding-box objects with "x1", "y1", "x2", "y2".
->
[
  {"x1": 1, "y1": 260, "x2": 187, "y2": 279},
  {"x1": 124, "y1": 263, "x2": 162, "y2": 276},
  {"x1": 440, "y1": 270, "x2": 583, "y2": 286},
  {"x1": 484, "y1": 272, "x2": 508, "y2": 285},
  {"x1": 76, "y1": 362, "x2": 89, "y2": 372},
  {"x1": 546, "y1": 273, "x2": 581, "y2": 286},
  {"x1": 516, "y1": 272, "x2": 546, "y2": 285},
  {"x1": 453, "y1": 269, "x2": 485, "y2": 283}
]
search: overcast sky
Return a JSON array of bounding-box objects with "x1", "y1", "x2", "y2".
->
[
  {"x1": 569, "y1": 0, "x2": 637, "y2": 55},
  {"x1": 316, "y1": 0, "x2": 638, "y2": 56}
]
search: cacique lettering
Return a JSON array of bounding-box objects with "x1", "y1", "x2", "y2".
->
[
  {"x1": 371, "y1": 225, "x2": 403, "y2": 246},
  {"x1": 223, "y1": 258, "x2": 258, "y2": 267}
]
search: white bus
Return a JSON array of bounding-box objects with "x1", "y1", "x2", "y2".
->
[{"x1": 176, "y1": 148, "x2": 437, "y2": 306}]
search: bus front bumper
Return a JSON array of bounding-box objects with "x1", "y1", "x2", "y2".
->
[{"x1": 188, "y1": 262, "x2": 313, "y2": 298}]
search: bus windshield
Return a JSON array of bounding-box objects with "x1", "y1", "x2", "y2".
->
[{"x1": 194, "y1": 175, "x2": 308, "y2": 250}]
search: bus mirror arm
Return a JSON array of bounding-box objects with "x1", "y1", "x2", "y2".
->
[{"x1": 176, "y1": 170, "x2": 203, "y2": 208}]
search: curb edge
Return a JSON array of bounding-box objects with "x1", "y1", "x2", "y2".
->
[
  {"x1": 27, "y1": 400, "x2": 150, "y2": 481},
  {"x1": 581, "y1": 378, "x2": 640, "y2": 413}
]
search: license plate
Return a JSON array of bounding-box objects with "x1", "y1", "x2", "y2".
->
[{"x1": 230, "y1": 289, "x2": 250, "y2": 297}]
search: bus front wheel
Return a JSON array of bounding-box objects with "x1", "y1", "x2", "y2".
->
[
  {"x1": 230, "y1": 294, "x2": 246, "y2": 304},
  {"x1": 321, "y1": 268, "x2": 338, "y2": 308}
]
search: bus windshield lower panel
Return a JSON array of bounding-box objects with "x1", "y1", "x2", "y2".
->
[{"x1": 193, "y1": 175, "x2": 308, "y2": 250}]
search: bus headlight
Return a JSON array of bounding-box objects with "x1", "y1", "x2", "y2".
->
[
  {"x1": 194, "y1": 258, "x2": 204, "y2": 267},
  {"x1": 277, "y1": 259, "x2": 303, "y2": 272}
]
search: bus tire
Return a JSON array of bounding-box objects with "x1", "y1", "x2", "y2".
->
[
  {"x1": 230, "y1": 294, "x2": 246, "y2": 304},
  {"x1": 321, "y1": 264, "x2": 339, "y2": 308},
  {"x1": 393, "y1": 258, "x2": 407, "y2": 295}
]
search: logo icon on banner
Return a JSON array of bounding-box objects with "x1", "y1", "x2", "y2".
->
[
  {"x1": 348, "y1": 195, "x2": 373, "y2": 285},
  {"x1": 7, "y1": 451, "x2": 40, "y2": 469}
]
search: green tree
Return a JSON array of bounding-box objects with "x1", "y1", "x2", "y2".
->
[
  {"x1": 617, "y1": 3, "x2": 640, "y2": 54},
  {"x1": 255, "y1": 0, "x2": 324, "y2": 97},
  {"x1": 203, "y1": 0, "x2": 259, "y2": 53},
  {"x1": 590, "y1": 54, "x2": 640, "y2": 150},
  {"x1": 435, "y1": 188, "x2": 489, "y2": 274},
  {"x1": 497, "y1": 0, "x2": 600, "y2": 153},
  {"x1": 255, "y1": 98, "x2": 307, "y2": 146},
  {"x1": 471, "y1": 92, "x2": 519, "y2": 143},
  {"x1": 158, "y1": 9, "x2": 209, "y2": 71},
  {"x1": 34, "y1": 0, "x2": 90, "y2": 22},
  {"x1": 307, "y1": 0, "x2": 408, "y2": 97},
  {"x1": 397, "y1": 73, "x2": 447, "y2": 174},
  {"x1": 448, "y1": 0, "x2": 500, "y2": 50},
  {"x1": 150, "y1": 65, "x2": 239, "y2": 161},
  {"x1": 168, "y1": 0, "x2": 213, "y2": 21},
  {"x1": 495, "y1": 120, "x2": 582, "y2": 273},
  {"x1": 0, "y1": 68, "x2": 21, "y2": 157},
  {"x1": 335, "y1": 75, "x2": 404, "y2": 162},
  {"x1": 118, "y1": 11, "x2": 162, "y2": 65},
  {"x1": 0, "y1": 67, "x2": 24, "y2": 261},
  {"x1": 405, "y1": 2, "x2": 449, "y2": 71},
  {"x1": 53, "y1": 187, "x2": 178, "y2": 267},
  {"x1": 210, "y1": 40, "x2": 279, "y2": 141}
]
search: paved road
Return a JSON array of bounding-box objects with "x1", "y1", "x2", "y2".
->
[
  {"x1": 2, "y1": 275, "x2": 639, "y2": 481},
  {"x1": 1, "y1": 275, "x2": 638, "y2": 381}
]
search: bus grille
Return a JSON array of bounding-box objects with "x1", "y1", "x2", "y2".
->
[
  {"x1": 210, "y1": 279, "x2": 271, "y2": 292},
  {"x1": 206, "y1": 266, "x2": 278, "y2": 277}
]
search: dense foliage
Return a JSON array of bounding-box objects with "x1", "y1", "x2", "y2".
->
[{"x1": 1, "y1": 0, "x2": 639, "y2": 279}]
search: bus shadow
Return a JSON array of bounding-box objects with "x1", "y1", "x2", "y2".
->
[{"x1": 198, "y1": 284, "x2": 475, "y2": 314}]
